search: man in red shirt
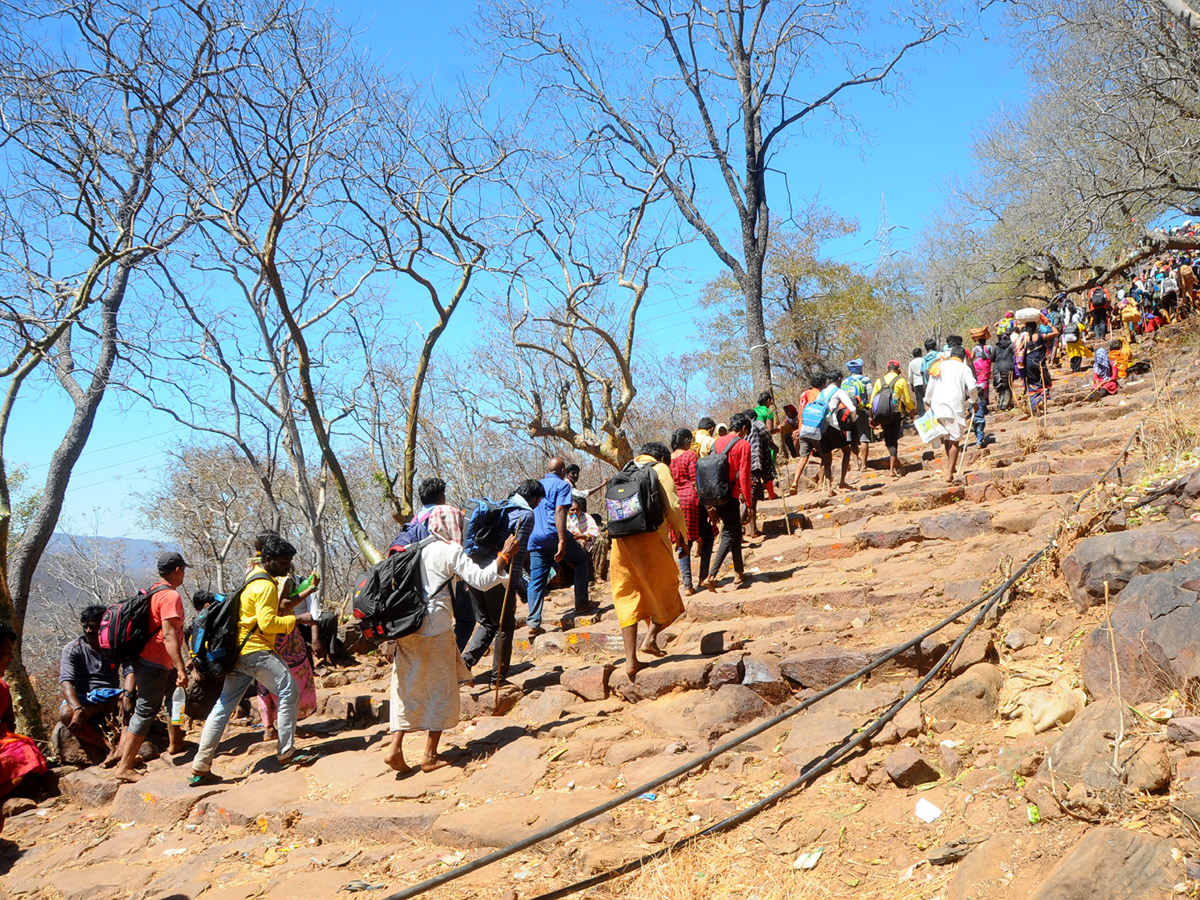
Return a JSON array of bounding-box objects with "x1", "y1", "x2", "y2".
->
[
  {"x1": 113, "y1": 551, "x2": 190, "y2": 783},
  {"x1": 701, "y1": 412, "x2": 753, "y2": 589}
]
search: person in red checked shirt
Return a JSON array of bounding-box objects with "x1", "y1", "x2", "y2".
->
[{"x1": 699, "y1": 411, "x2": 753, "y2": 591}]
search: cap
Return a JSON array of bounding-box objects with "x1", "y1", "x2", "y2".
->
[
  {"x1": 847, "y1": 358, "x2": 863, "y2": 373},
  {"x1": 156, "y1": 551, "x2": 190, "y2": 575},
  {"x1": 887, "y1": 359, "x2": 901, "y2": 369}
]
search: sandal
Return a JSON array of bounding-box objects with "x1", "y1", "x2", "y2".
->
[
  {"x1": 188, "y1": 771, "x2": 221, "y2": 788},
  {"x1": 279, "y1": 750, "x2": 320, "y2": 768}
]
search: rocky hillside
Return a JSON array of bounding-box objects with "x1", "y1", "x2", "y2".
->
[{"x1": 3, "y1": 329, "x2": 1200, "y2": 900}]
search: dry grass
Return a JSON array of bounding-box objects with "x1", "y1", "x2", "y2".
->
[
  {"x1": 891, "y1": 494, "x2": 938, "y2": 513},
  {"x1": 575, "y1": 834, "x2": 954, "y2": 900}
]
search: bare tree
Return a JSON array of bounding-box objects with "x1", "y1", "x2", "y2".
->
[
  {"x1": 346, "y1": 88, "x2": 518, "y2": 518},
  {"x1": 0, "y1": 0, "x2": 244, "y2": 733},
  {"x1": 481, "y1": 167, "x2": 679, "y2": 469},
  {"x1": 481, "y1": 0, "x2": 959, "y2": 395}
]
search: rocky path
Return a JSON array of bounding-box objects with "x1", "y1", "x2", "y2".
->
[{"x1": 4, "y1": 333, "x2": 1200, "y2": 900}]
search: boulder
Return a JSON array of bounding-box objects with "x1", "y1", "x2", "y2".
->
[
  {"x1": 884, "y1": 746, "x2": 939, "y2": 787},
  {"x1": 1004, "y1": 628, "x2": 1035, "y2": 651},
  {"x1": 1080, "y1": 560, "x2": 1200, "y2": 703},
  {"x1": 1125, "y1": 740, "x2": 1170, "y2": 794},
  {"x1": 926, "y1": 663, "x2": 1003, "y2": 725},
  {"x1": 740, "y1": 656, "x2": 791, "y2": 704},
  {"x1": 707, "y1": 652, "x2": 745, "y2": 688},
  {"x1": 893, "y1": 700, "x2": 924, "y2": 739},
  {"x1": 1035, "y1": 698, "x2": 1124, "y2": 791},
  {"x1": 1026, "y1": 827, "x2": 1179, "y2": 900},
  {"x1": 700, "y1": 630, "x2": 740, "y2": 656},
  {"x1": 560, "y1": 665, "x2": 612, "y2": 702},
  {"x1": 609, "y1": 658, "x2": 711, "y2": 702},
  {"x1": 918, "y1": 510, "x2": 993, "y2": 542},
  {"x1": 939, "y1": 745, "x2": 962, "y2": 778},
  {"x1": 690, "y1": 685, "x2": 771, "y2": 742},
  {"x1": 460, "y1": 683, "x2": 522, "y2": 718},
  {"x1": 857, "y1": 525, "x2": 921, "y2": 549},
  {"x1": 1061, "y1": 521, "x2": 1200, "y2": 611},
  {"x1": 1168, "y1": 717, "x2": 1200, "y2": 744},
  {"x1": 779, "y1": 648, "x2": 870, "y2": 690},
  {"x1": 950, "y1": 632, "x2": 998, "y2": 675},
  {"x1": 59, "y1": 767, "x2": 120, "y2": 808}
]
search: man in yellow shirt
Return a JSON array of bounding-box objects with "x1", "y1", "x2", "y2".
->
[
  {"x1": 189, "y1": 535, "x2": 316, "y2": 783},
  {"x1": 871, "y1": 360, "x2": 916, "y2": 479},
  {"x1": 692, "y1": 417, "x2": 717, "y2": 457}
]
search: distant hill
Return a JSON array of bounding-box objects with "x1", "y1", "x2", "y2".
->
[{"x1": 23, "y1": 533, "x2": 173, "y2": 670}]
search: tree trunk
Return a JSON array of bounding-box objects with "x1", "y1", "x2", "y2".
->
[
  {"x1": 741, "y1": 253, "x2": 773, "y2": 396},
  {"x1": 3, "y1": 264, "x2": 131, "y2": 738}
]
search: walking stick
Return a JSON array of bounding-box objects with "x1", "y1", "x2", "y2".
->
[
  {"x1": 778, "y1": 454, "x2": 794, "y2": 536},
  {"x1": 492, "y1": 550, "x2": 522, "y2": 712}
]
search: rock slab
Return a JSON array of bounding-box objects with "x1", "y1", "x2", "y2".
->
[
  {"x1": 1027, "y1": 826, "x2": 1178, "y2": 900},
  {"x1": 1061, "y1": 521, "x2": 1200, "y2": 611}
]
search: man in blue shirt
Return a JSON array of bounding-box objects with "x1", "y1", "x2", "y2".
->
[{"x1": 527, "y1": 458, "x2": 597, "y2": 635}]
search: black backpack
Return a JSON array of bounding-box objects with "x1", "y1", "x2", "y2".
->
[
  {"x1": 463, "y1": 499, "x2": 514, "y2": 559},
  {"x1": 605, "y1": 461, "x2": 663, "y2": 538},
  {"x1": 352, "y1": 536, "x2": 450, "y2": 643},
  {"x1": 871, "y1": 374, "x2": 901, "y2": 423},
  {"x1": 97, "y1": 585, "x2": 171, "y2": 662},
  {"x1": 189, "y1": 572, "x2": 275, "y2": 679},
  {"x1": 696, "y1": 437, "x2": 741, "y2": 507}
]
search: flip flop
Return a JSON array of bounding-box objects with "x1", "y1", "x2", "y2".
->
[
  {"x1": 280, "y1": 750, "x2": 320, "y2": 768},
  {"x1": 187, "y1": 772, "x2": 221, "y2": 788}
]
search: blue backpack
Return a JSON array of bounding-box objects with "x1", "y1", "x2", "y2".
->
[
  {"x1": 799, "y1": 385, "x2": 837, "y2": 441},
  {"x1": 388, "y1": 515, "x2": 430, "y2": 556},
  {"x1": 463, "y1": 499, "x2": 515, "y2": 558}
]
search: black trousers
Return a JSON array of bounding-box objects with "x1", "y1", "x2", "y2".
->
[
  {"x1": 461, "y1": 572, "x2": 526, "y2": 676},
  {"x1": 913, "y1": 383, "x2": 926, "y2": 417},
  {"x1": 708, "y1": 498, "x2": 744, "y2": 577}
]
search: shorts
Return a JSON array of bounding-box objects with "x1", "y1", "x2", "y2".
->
[
  {"x1": 851, "y1": 414, "x2": 872, "y2": 444},
  {"x1": 879, "y1": 419, "x2": 903, "y2": 452},
  {"x1": 937, "y1": 417, "x2": 965, "y2": 443},
  {"x1": 819, "y1": 426, "x2": 848, "y2": 453},
  {"x1": 128, "y1": 659, "x2": 172, "y2": 737}
]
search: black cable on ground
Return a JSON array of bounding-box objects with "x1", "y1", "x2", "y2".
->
[{"x1": 381, "y1": 424, "x2": 1142, "y2": 900}]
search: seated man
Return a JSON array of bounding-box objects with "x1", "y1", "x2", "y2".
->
[
  {"x1": 59, "y1": 605, "x2": 133, "y2": 762},
  {"x1": 567, "y1": 497, "x2": 608, "y2": 583}
]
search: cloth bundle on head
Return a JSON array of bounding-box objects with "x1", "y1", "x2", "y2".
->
[
  {"x1": 427, "y1": 504, "x2": 464, "y2": 545},
  {"x1": 846, "y1": 358, "x2": 863, "y2": 373}
]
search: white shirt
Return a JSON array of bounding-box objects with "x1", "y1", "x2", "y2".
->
[
  {"x1": 907, "y1": 357, "x2": 924, "y2": 387},
  {"x1": 416, "y1": 539, "x2": 507, "y2": 637},
  {"x1": 925, "y1": 357, "x2": 978, "y2": 422}
]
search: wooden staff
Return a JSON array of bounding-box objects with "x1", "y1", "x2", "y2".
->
[{"x1": 492, "y1": 550, "x2": 523, "y2": 711}]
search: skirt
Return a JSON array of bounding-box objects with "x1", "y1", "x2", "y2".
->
[
  {"x1": 610, "y1": 531, "x2": 685, "y2": 629},
  {"x1": 258, "y1": 628, "x2": 317, "y2": 724},
  {"x1": 389, "y1": 630, "x2": 471, "y2": 732}
]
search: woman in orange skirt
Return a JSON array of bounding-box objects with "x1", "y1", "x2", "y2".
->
[{"x1": 609, "y1": 443, "x2": 687, "y2": 680}]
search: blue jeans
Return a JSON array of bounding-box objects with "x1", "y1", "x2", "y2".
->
[
  {"x1": 527, "y1": 536, "x2": 590, "y2": 628},
  {"x1": 973, "y1": 390, "x2": 988, "y2": 447},
  {"x1": 193, "y1": 650, "x2": 296, "y2": 773}
]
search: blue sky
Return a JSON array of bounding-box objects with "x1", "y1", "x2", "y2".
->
[{"x1": 11, "y1": 1, "x2": 1028, "y2": 538}]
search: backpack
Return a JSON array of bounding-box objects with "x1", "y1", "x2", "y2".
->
[
  {"x1": 696, "y1": 437, "x2": 742, "y2": 506},
  {"x1": 605, "y1": 461, "x2": 663, "y2": 537},
  {"x1": 1089, "y1": 290, "x2": 1107, "y2": 311},
  {"x1": 98, "y1": 585, "x2": 172, "y2": 662},
  {"x1": 842, "y1": 374, "x2": 871, "y2": 408},
  {"x1": 387, "y1": 516, "x2": 430, "y2": 556},
  {"x1": 871, "y1": 374, "x2": 901, "y2": 423},
  {"x1": 352, "y1": 536, "x2": 449, "y2": 643},
  {"x1": 189, "y1": 572, "x2": 275, "y2": 679},
  {"x1": 463, "y1": 499, "x2": 515, "y2": 558},
  {"x1": 799, "y1": 386, "x2": 837, "y2": 441}
]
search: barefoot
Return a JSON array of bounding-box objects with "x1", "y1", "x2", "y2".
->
[
  {"x1": 383, "y1": 749, "x2": 411, "y2": 774},
  {"x1": 640, "y1": 642, "x2": 667, "y2": 658},
  {"x1": 263, "y1": 726, "x2": 278, "y2": 744},
  {"x1": 625, "y1": 659, "x2": 646, "y2": 681},
  {"x1": 421, "y1": 754, "x2": 450, "y2": 773},
  {"x1": 113, "y1": 768, "x2": 142, "y2": 784}
]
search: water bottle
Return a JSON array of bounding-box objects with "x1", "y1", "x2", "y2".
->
[{"x1": 170, "y1": 686, "x2": 186, "y2": 725}]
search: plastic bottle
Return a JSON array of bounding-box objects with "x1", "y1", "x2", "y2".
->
[
  {"x1": 170, "y1": 686, "x2": 186, "y2": 726},
  {"x1": 290, "y1": 572, "x2": 318, "y2": 597}
]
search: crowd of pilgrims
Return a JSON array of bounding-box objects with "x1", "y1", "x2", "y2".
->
[{"x1": 0, "y1": 246, "x2": 1193, "y2": 824}]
